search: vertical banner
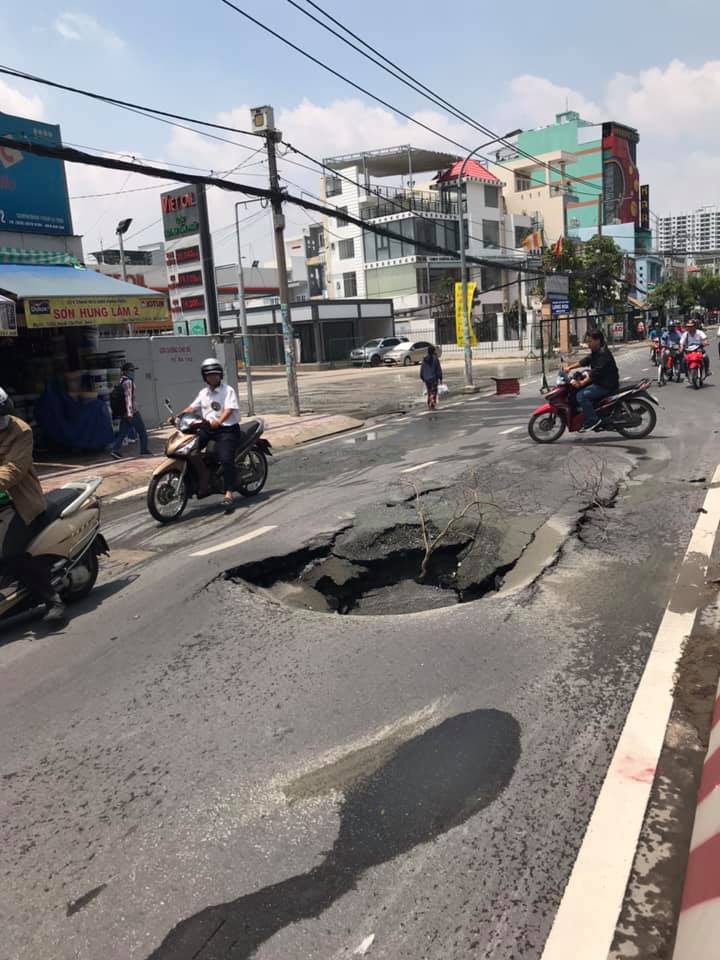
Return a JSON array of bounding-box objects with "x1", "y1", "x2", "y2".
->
[
  {"x1": 455, "y1": 282, "x2": 478, "y2": 346},
  {"x1": 640, "y1": 184, "x2": 650, "y2": 231}
]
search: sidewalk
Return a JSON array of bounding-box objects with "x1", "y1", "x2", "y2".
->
[{"x1": 37, "y1": 412, "x2": 363, "y2": 500}]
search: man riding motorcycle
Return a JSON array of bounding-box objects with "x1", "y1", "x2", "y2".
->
[
  {"x1": 563, "y1": 329, "x2": 620, "y2": 432},
  {"x1": 661, "y1": 322, "x2": 681, "y2": 348},
  {"x1": 180, "y1": 358, "x2": 242, "y2": 512},
  {"x1": 0, "y1": 388, "x2": 65, "y2": 622},
  {"x1": 680, "y1": 318, "x2": 710, "y2": 379}
]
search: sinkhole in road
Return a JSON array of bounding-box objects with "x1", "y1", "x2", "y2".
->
[{"x1": 228, "y1": 500, "x2": 565, "y2": 615}]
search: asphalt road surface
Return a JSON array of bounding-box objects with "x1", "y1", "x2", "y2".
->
[{"x1": 3, "y1": 347, "x2": 720, "y2": 960}]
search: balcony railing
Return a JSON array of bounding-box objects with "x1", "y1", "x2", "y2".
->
[{"x1": 360, "y1": 185, "x2": 458, "y2": 220}]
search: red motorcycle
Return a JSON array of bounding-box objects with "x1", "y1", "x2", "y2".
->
[
  {"x1": 685, "y1": 347, "x2": 706, "y2": 389},
  {"x1": 528, "y1": 369, "x2": 658, "y2": 443}
]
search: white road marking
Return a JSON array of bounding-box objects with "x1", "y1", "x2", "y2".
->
[
  {"x1": 302, "y1": 425, "x2": 387, "y2": 449},
  {"x1": 109, "y1": 486, "x2": 147, "y2": 502},
  {"x1": 189, "y1": 525, "x2": 277, "y2": 558},
  {"x1": 623, "y1": 376, "x2": 632, "y2": 381},
  {"x1": 527, "y1": 379, "x2": 539, "y2": 384},
  {"x1": 498, "y1": 426, "x2": 522, "y2": 435},
  {"x1": 540, "y1": 463, "x2": 720, "y2": 960},
  {"x1": 395, "y1": 417, "x2": 411, "y2": 422},
  {"x1": 642, "y1": 367, "x2": 650, "y2": 372},
  {"x1": 400, "y1": 460, "x2": 439, "y2": 474},
  {"x1": 446, "y1": 401, "x2": 464, "y2": 407}
]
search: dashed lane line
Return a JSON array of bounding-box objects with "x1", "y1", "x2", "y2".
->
[
  {"x1": 498, "y1": 426, "x2": 522, "y2": 435},
  {"x1": 189, "y1": 525, "x2": 277, "y2": 558},
  {"x1": 301, "y1": 425, "x2": 388, "y2": 449},
  {"x1": 400, "y1": 460, "x2": 439, "y2": 474},
  {"x1": 540, "y1": 462, "x2": 720, "y2": 960}
]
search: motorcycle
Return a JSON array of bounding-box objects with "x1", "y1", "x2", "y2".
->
[
  {"x1": 685, "y1": 347, "x2": 706, "y2": 389},
  {"x1": 528, "y1": 368, "x2": 658, "y2": 443},
  {"x1": 0, "y1": 477, "x2": 108, "y2": 621},
  {"x1": 658, "y1": 344, "x2": 682, "y2": 385},
  {"x1": 147, "y1": 400, "x2": 272, "y2": 523}
]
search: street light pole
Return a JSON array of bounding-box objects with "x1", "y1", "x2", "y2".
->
[
  {"x1": 234, "y1": 201, "x2": 255, "y2": 416},
  {"x1": 456, "y1": 130, "x2": 522, "y2": 390}
]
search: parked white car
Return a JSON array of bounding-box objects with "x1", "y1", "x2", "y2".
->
[
  {"x1": 350, "y1": 336, "x2": 408, "y2": 366},
  {"x1": 383, "y1": 340, "x2": 442, "y2": 366}
]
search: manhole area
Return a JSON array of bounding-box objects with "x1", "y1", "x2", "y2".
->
[{"x1": 228, "y1": 494, "x2": 550, "y2": 616}]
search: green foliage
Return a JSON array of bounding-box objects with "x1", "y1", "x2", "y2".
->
[
  {"x1": 648, "y1": 271, "x2": 720, "y2": 317},
  {"x1": 543, "y1": 235, "x2": 625, "y2": 310}
]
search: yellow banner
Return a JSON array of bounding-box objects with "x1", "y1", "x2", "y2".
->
[
  {"x1": 454, "y1": 281, "x2": 477, "y2": 346},
  {"x1": 23, "y1": 294, "x2": 169, "y2": 328}
]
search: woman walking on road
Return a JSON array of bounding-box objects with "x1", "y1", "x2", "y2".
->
[{"x1": 420, "y1": 345, "x2": 443, "y2": 411}]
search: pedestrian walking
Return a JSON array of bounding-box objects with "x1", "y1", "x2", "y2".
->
[
  {"x1": 111, "y1": 362, "x2": 151, "y2": 459},
  {"x1": 420, "y1": 346, "x2": 443, "y2": 411}
]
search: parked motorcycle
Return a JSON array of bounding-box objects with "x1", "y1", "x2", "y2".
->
[
  {"x1": 685, "y1": 348, "x2": 706, "y2": 389},
  {"x1": 147, "y1": 400, "x2": 272, "y2": 523},
  {"x1": 528, "y1": 368, "x2": 658, "y2": 443},
  {"x1": 0, "y1": 477, "x2": 109, "y2": 621}
]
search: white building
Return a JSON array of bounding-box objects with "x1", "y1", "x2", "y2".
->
[
  {"x1": 656, "y1": 208, "x2": 720, "y2": 255},
  {"x1": 318, "y1": 145, "x2": 531, "y2": 328}
]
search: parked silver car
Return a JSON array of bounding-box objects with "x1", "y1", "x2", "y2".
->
[
  {"x1": 383, "y1": 340, "x2": 442, "y2": 366},
  {"x1": 350, "y1": 336, "x2": 409, "y2": 366}
]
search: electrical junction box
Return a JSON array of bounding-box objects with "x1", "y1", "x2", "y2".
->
[{"x1": 250, "y1": 106, "x2": 275, "y2": 133}]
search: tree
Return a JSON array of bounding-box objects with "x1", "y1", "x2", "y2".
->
[{"x1": 542, "y1": 235, "x2": 625, "y2": 312}]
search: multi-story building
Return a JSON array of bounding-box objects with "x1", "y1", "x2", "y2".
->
[
  {"x1": 489, "y1": 111, "x2": 650, "y2": 256},
  {"x1": 656, "y1": 208, "x2": 720, "y2": 257},
  {"x1": 319, "y1": 145, "x2": 531, "y2": 327}
]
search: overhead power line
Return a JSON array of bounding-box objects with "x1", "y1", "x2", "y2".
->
[
  {"x1": 3, "y1": 134, "x2": 552, "y2": 279},
  {"x1": 286, "y1": 0, "x2": 602, "y2": 198}
]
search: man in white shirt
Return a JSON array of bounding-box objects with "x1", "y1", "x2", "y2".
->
[
  {"x1": 680, "y1": 318, "x2": 710, "y2": 377},
  {"x1": 181, "y1": 358, "x2": 241, "y2": 511}
]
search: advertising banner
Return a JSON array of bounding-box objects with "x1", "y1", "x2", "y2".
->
[
  {"x1": 640, "y1": 184, "x2": 650, "y2": 232},
  {"x1": 454, "y1": 281, "x2": 478, "y2": 346},
  {"x1": 23, "y1": 294, "x2": 168, "y2": 328},
  {"x1": 0, "y1": 114, "x2": 72, "y2": 235}
]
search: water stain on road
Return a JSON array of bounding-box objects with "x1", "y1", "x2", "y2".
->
[{"x1": 145, "y1": 709, "x2": 521, "y2": 959}]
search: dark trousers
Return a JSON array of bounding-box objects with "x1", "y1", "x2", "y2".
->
[
  {"x1": 112, "y1": 412, "x2": 149, "y2": 454},
  {"x1": 198, "y1": 424, "x2": 241, "y2": 492},
  {"x1": 575, "y1": 384, "x2": 611, "y2": 427},
  {"x1": 0, "y1": 507, "x2": 57, "y2": 602}
]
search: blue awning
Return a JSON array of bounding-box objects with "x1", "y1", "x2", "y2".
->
[{"x1": 0, "y1": 263, "x2": 160, "y2": 298}]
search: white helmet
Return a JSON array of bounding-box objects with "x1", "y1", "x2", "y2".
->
[{"x1": 200, "y1": 358, "x2": 224, "y2": 382}]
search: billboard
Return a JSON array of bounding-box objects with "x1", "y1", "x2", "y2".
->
[
  {"x1": 602, "y1": 123, "x2": 640, "y2": 227},
  {"x1": 0, "y1": 114, "x2": 72, "y2": 235},
  {"x1": 640, "y1": 185, "x2": 650, "y2": 231}
]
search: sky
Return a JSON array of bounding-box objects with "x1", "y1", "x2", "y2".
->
[{"x1": 3, "y1": 0, "x2": 720, "y2": 265}]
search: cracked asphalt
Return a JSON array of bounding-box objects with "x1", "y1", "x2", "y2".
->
[{"x1": 3, "y1": 347, "x2": 720, "y2": 960}]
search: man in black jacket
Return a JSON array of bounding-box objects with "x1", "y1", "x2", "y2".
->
[{"x1": 565, "y1": 330, "x2": 619, "y2": 432}]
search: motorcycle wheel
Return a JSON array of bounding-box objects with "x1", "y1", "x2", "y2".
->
[
  {"x1": 614, "y1": 398, "x2": 657, "y2": 439},
  {"x1": 528, "y1": 411, "x2": 566, "y2": 443},
  {"x1": 61, "y1": 548, "x2": 99, "y2": 602},
  {"x1": 657, "y1": 363, "x2": 665, "y2": 386},
  {"x1": 692, "y1": 368, "x2": 700, "y2": 389},
  {"x1": 147, "y1": 468, "x2": 188, "y2": 523},
  {"x1": 236, "y1": 448, "x2": 268, "y2": 496}
]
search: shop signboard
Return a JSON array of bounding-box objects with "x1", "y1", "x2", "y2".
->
[
  {"x1": 0, "y1": 113, "x2": 72, "y2": 235},
  {"x1": 161, "y1": 187, "x2": 200, "y2": 241},
  {"x1": 550, "y1": 299, "x2": 570, "y2": 318},
  {"x1": 640, "y1": 184, "x2": 650, "y2": 231},
  {"x1": 162, "y1": 184, "x2": 218, "y2": 334},
  {"x1": 189, "y1": 319, "x2": 207, "y2": 336},
  {"x1": 23, "y1": 294, "x2": 168, "y2": 328}
]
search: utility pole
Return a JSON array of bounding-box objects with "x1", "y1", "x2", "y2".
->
[
  {"x1": 234, "y1": 201, "x2": 255, "y2": 416},
  {"x1": 252, "y1": 106, "x2": 300, "y2": 417}
]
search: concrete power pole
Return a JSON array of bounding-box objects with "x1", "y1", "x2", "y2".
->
[{"x1": 252, "y1": 106, "x2": 300, "y2": 417}]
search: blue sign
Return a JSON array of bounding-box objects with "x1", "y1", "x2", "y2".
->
[
  {"x1": 0, "y1": 114, "x2": 72, "y2": 236},
  {"x1": 550, "y1": 299, "x2": 570, "y2": 317}
]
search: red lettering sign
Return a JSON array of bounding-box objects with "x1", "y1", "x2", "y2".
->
[
  {"x1": 161, "y1": 191, "x2": 196, "y2": 214},
  {"x1": 176, "y1": 245, "x2": 200, "y2": 265},
  {"x1": 180, "y1": 294, "x2": 205, "y2": 311},
  {"x1": 178, "y1": 270, "x2": 203, "y2": 288}
]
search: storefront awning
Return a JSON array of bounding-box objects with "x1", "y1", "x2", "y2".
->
[
  {"x1": 0, "y1": 264, "x2": 168, "y2": 328},
  {"x1": 628, "y1": 296, "x2": 647, "y2": 309}
]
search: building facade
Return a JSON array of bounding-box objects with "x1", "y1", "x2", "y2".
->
[{"x1": 656, "y1": 208, "x2": 720, "y2": 256}]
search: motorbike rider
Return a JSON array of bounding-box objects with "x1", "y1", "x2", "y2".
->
[
  {"x1": 661, "y1": 322, "x2": 681, "y2": 348},
  {"x1": 564, "y1": 329, "x2": 620, "y2": 433},
  {"x1": 0, "y1": 389, "x2": 65, "y2": 622},
  {"x1": 180, "y1": 358, "x2": 241, "y2": 512},
  {"x1": 680, "y1": 318, "x2": 710, "y2": 378}
]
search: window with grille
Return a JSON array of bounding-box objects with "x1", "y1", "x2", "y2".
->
[
  {"x1": 343, "y1": 271, "x2": 358, "y2": 297},
  {"x1": 339, "y1": 238, "x2": 355, "y2": 260}
]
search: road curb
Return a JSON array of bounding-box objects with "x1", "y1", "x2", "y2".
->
[{"x1": 672, "y1": 685, "x2": 720, "y2": 960}]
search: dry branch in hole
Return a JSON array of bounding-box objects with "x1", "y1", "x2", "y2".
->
[
  {"x1": 405, "y1": 475, "x2": 494, "y2": 579},
  {"x1": 566, "y1": 452, "x2": 618, "y2": 540}
]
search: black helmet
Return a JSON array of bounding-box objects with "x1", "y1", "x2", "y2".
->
[
  {"x1": 201, "y1": 358, "x2": 224, "y2": 382},
  {"x1": 0, "y1": 388, "x2": 15, "y2": 417}
]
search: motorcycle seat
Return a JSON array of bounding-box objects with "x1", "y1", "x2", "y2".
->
[{"x1": 40, "y1": 487, "x2": 85, "y2": 526}]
